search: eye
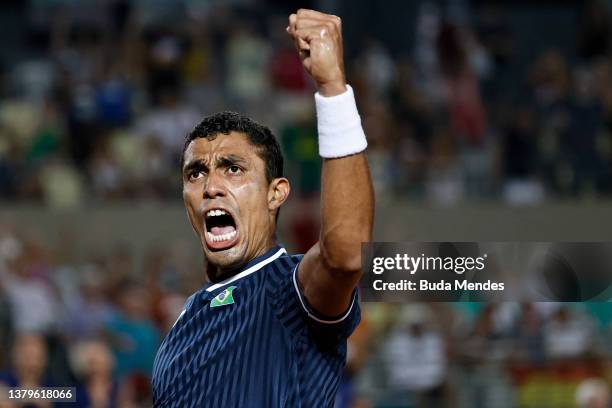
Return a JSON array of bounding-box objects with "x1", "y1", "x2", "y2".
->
[
  {"x1": 227, "y1": 165, "x2": 242, "y2": 175},
  {"x1": 189, "y1": 170, "x2": 205, "y2": 181}
]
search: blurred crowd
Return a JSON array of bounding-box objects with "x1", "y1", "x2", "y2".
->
[
  {"x1": 341, "y1": 302, "x2": 612, "y2": 408},
  {"x1": 0, "y1": 0, "x2": 610, "y2": 207},
  {"x1": 0, "y1": 220, "x2": 202, "y2": 406}
]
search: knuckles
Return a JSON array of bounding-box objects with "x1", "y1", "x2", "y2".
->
[
  {"x1": 293, "y1": 9, "x2": 342, "y2": 32},
  {"x1": 331, "y1": 15, "x2": 342, "y2": 29}
]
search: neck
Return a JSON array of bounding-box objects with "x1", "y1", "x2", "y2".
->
[{"x1": 207, "y1": 241, "x2": 278, "y2": 283}]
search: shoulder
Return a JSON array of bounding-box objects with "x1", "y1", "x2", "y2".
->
[
  {"x1": 279, "y1": 252, "x2": 304, "y2": 266},
  {"x1": 183, "y1": 292, "x2": 198, "y2": 310},
  {"x1": 263, "y1": 252, "x2": 302, "y2": 303},
  {"x1": 265, "y1": 252, "x2": 361, "y2": 339},
  {"x1": 266, "y1": 253, "x2": 304, "y2": 278}
]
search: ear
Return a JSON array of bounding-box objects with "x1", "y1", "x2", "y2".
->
[{"x1": 267, "y1": 177, "x2": 290, "y2": 212}]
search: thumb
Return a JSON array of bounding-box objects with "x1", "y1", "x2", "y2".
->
[{"x1": 286, "y1": 25, "x2": 310, "y2": 57}]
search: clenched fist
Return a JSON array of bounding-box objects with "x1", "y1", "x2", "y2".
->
[{"x1": 286, "y1": 9, "x2": 347, "y2": 97}]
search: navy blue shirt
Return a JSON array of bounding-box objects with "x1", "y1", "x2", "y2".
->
[{"x1": 152, "y1": 246, "x2": 360, "y2": 407}]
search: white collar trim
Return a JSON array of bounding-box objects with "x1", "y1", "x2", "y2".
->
[{"x1": 205, "y1": 247, "x2": 287, "y2": 292}]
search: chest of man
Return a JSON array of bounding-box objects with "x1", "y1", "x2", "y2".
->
[{"x1": 152, "y1": 277, "x2": 298, "y2": 407}]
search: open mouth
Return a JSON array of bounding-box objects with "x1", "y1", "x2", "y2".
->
[{"x1": 204, "y1": 209, "x2": 239, "y2": 250}]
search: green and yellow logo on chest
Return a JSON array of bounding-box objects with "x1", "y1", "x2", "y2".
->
[{"x1": 210, "y1": 286, "x2": 237, "y2": 308}]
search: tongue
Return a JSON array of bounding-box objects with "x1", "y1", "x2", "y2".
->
[{"x1": 211, "y1": 226, "x2": 236, "y2": 235}]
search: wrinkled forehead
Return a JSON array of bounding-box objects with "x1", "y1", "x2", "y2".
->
[{"x1": 182, "y1": 131, "x2": 262, "y2": 167}]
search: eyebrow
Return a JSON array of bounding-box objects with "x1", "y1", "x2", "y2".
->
[
  {"x1": 216, "y1": 154, "x2": 248, "y2": 168},
  {"x1": 183, "y1": 159, "x2": 206, "y2": 176},
  {"x1": 182, "y1": 155, "x2": 248, "y2": 175}
]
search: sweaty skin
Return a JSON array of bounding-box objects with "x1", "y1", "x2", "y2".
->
[{"x1": 182, "y1": 132, "x2": 290, "y2": 281}]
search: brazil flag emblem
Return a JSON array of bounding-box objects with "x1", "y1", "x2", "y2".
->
[{"x1": 210, "y1": 286, "x2": 237, "y2": 308}]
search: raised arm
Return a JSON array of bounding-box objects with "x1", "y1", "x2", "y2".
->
[{"x1": 287, "y1": 9, "x2": 374, "y2": 317}]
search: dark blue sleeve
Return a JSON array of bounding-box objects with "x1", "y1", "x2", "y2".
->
[{"x1": 267, "y1": 254, "x2": 361, "y2": 342}]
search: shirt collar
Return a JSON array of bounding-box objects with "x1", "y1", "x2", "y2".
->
[{"x1": 204, "y1": 245, "x2": 287, "y2": 293}]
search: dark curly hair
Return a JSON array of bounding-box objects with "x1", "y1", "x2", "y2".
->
[{"x1": 182, "y1": 111, "x2": 284, "y2": 183}]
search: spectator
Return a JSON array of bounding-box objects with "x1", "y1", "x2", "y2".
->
[
  {"x1": 225, "y1": 22, "x2": 271, "y2": 104},
  {"x1": 382, "y1": 305, "x2": 448, "y2": 408},
  {"x1": 62, "y1": 265, "x2": 115, "y2": 341},
  {"x1": 426, "y1": 125, "x2": 465, "y2": 206},
  {"x1": 135, "y1": 84, "x2": 200, "y2": 171},
  {"x1": 511, "y1": 303, "x2": 545, "y2": 365},
  {"x1": 2, "y1": 238, "x2": 58, "y2": 334},
  {"x1": 71, "y1": 340, "x2": 134, "y2": 407},
  {"x1": 461, "y1": 303, "x2": 516, "y2": 408},
  {"x1": 0, "y1": 333, "x2": 55, "y2": 391},
  {"x1": 544, "y1": 306, "x2": 596, "y2": 360},
  {"x1": 104, "y1": 283, "x2": 159, "y2": 379}
]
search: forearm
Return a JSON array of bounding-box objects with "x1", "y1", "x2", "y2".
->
[
  {"x1": 296, "y1": 149, "x2": 373, "y2": 317},
  {"x1": 316, "y1": 86, "x2": 374, "y2": 273},
  {"x1": 320, "y1": 152, "x2": 374, "y2": 272}
]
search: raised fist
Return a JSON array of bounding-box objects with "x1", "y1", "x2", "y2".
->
[{"x1": 287, "y1": 9, "x2": 346, "y2": 96}]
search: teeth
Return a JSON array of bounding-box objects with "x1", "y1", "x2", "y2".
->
[
  {"x1": 206, "y1": 209, "x2": 227, "y2": 217},
  {"x1": 206, "y1": 230, "x2": 237, "y2": 243}
]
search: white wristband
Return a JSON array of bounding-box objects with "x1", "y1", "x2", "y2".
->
[{"x1": 315, "y1": 85, "x2": 367, "y2": 158}]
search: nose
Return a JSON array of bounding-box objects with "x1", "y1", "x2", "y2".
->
[{"x1": 203, "y1": 171, "x2": 226, "y2": 199}]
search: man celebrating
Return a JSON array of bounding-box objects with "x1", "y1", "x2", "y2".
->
[{"x1": 152, "y1": 9, "x2": 374, "y2": 407}]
